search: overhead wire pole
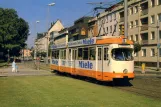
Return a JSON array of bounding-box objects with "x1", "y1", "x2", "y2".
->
[
  {"x1": 46, "y1": 2, "x2": 55, "y2": 65},
  {"x1": 157, "y1": 20, "x2": 160, "y2": 71},
  {"x1": 124, "y1": 0, "x2": 128, "y2": 38}
]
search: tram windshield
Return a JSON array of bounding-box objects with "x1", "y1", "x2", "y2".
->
[{"x1": 112, "y1": 48, "x2": 133, "y2": 61}]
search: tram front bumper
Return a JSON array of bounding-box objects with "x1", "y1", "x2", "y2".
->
[{"x1": 103, "y1": 72, "x2": 135, "y2": 81}]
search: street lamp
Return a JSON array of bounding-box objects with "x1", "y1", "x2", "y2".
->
[
  {"x1": 46, "y1": 2, "x2": 55, "y2": 65},
  {"x1": 34, "y1": 20, "x2": 40, "y2": 60}
]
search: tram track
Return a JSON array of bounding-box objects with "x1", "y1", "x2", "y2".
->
[{"x1": 115, "y1": 86, "x2": 161, "y2": 100}]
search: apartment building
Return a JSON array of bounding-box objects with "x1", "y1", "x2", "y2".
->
[
  {"x1": 35, "y1": 20, "x2": 64, "y2": 53},
  {"x1": 92, "y1": 0, "x2": 161, "y2": 66},
  {"x1": 54, "y1": 28, "x2": 68, "y2": 45},
  {"x1": 49, "y1": 20, "x2": 64, "y2": 45},
  {"x1": 119, "y1": 0, "x2": 161, "y2": 66},
  {"x1": 35, "y1": 32, "x2": 47, "y2": 52},
  {"x1": 68, "y1": 17, "x2": 93, "y2": 41},
  {"x1": 88, "y1": 17, "x2": 98, "y2": 37},
  {"x1": 97, "y1": 4, "x2": 120, "y2": 37}
]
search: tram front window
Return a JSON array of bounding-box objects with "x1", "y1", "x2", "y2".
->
[{"x1": 112, "y1": 48, "x2": 133, "y2": 61}]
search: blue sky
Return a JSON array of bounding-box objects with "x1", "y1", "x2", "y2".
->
[{"x1": 0, "y1": 0, "x2": 117, "y2": 48}]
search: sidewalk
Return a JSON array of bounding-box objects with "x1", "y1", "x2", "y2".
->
[
  {"x1": 134, "y1": 66, "x2": 161, "y2": 77},
  {"x1": 0, "y1": 63, "x2": 53, "y2": 77},
  {"x1": 1, "y1": 63, "x2": 161, "y2": 77}
]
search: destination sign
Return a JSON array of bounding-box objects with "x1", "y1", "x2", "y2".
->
[
  {"x1": 51, "y1": 43, "x2": 66, "y2": 49},
  {"x1": 68, "y1": 37, "x2": 96, "y2": 47}
]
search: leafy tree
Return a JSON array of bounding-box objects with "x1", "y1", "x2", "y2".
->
[
  {"x1": 134, "y1": 42, "x2": 142, "y2": 53},
  {"x1": 0, "y1": 8, "x2": 29, "y2": 60}
]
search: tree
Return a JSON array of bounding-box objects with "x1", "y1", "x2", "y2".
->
[
  {"x1": 0, "y1": 8, "x2": 29, "y2": 61},
  {"x1": 134, "y1": 42, "x2": 142, "y2": 53}
]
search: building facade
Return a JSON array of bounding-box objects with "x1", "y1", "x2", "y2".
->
[
  {"x1": 97, "y1": 4, "x2": 120, "y2": 37},
  {"x1": 91, "y1": 0, "x2": 161, "y2": 66},
  {"x1": 119, "y1": 0, "x2": 161, "y2": 66},
  {"x1": 88, "y1": 17, "x2": 98, "y2": 37},
  {"x1": 68, "y1": 17, "x2": 93, "y2": 41},
  {"x1": 54, "y1": 28, "x2": 68, "y2": 45}
]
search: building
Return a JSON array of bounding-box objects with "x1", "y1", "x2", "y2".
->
[
  {"x1": 49, "y1": 20, "x2": 64, "y2": 45},
  {"x1": 119, "y1": 0, "x2": 161, "y2": 67},
  {"x1": 97, "y1": 3, "x2": 120, "y2": 37},
  {"x1": 35, "y1": 32, "x2": 47, "y2": 53},
  {"x1": 93, "y1": 0, "x2": 161, "y2": 67},
  {"x1": 54, "y1": 28, "x2": 68, "y2": 45},
  {"x1": 88, "y1": 17, "x2": 98, "y2": 37},
  {"x1": 68, "y1": 17, "x2": 93, "y2": 41},
  {"x1": 34, "y1": 19, "x2": 64, "y2": 53},
  {"x1": 21, "y1": 49, "x2": 32, "y2": 60}
]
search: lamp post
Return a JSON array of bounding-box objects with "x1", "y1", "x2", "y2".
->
[
  {"x1": 46, "y1": 2, "x2": 55, "y2": 65},
  {"x1": 157, "y1": 20, "x2": 160, "y2": 71},
  {"x1": 124, "y1": 0, "x2": 128, "y2": 38},
  {"x1": 34, "y1": 20, "x2": 40, "y2": 60}
]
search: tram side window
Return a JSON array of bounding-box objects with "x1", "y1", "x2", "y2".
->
[
  {"x1": 56, "y1": 50, "x2": 59, "y2": 59},
  {"x1": 104, "y1": 48, "x2": 109, "y2": 60},
  {"x1": 68, "y1": 49, "x2": 71, "y2": 60},
  {"x1": 60, "y1": 50, "x2": 63, "y2": 59},
  {"x1": 64, "y1": 50, "x2": 66, "y2": 59},
  {"x1": 78, "y1": 48, "x2": 83, "y2": 60},
  {"x1": 98, "y1": 48, "x2": 102, "y2": 60},
  {"x1": 52, "y1": 50, "x2": 56, "y2": 59},
  {"x1": 83, "y1": 48, "x2": 88, "y2": 60},
  {"x1": 89, "y1": 47, "x2": 95, "y2": 60}
]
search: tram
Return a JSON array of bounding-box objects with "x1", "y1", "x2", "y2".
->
[{"x1": 50, "y1": 36, "x2": 134, "y2": 81}]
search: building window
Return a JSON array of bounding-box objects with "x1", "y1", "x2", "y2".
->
[
  {"x1": 160, "y1": 31, "x2": 161, "y2": 39},
  {"x1": 151, "y1": 32, "x2": 155, "y2": 40},
  {"x1": 158, "y1": 13, "x2": 161, "y2": 22},
  {"x1": 129, "y1": 8, "x2": 133, "y2": 15},
  {"x1": 151, "y1": 15, "x2": 155, "y2": 24},
  {"x1": 130, "y1": 21, "x2": 133, "y2": 28},
  {"x1": 134, "y1": 52, "x2": 138, "y2": 57},
  {"x1": 102, "y1": 19, "x2": 105, "y2": 24},
  {"x1": 135, "y1": 20, "x2": 138, "y2": 27},
  {"x1": 159, "y1": 48, "x2": 161, "y2": 57},
  {"x1": 130, "y1": 8, "x2": 133, "y2": 15},
  {"x1": 158, "y1": 0, "x2": 161, "y2": 5},
  {"x1": 142, "y1": 49, "x2": 146, "y2": 57},
  {"x1": 110, "y1": 14, "x2": 112, "y2": 22},
  {"x1": 114, "y1": 25, "x2": 116, "y2": 32},
  {"x1": 130, "y1": 35, "x2": 133, "y2": 41},
  {"x1": 110, "y1": 26, "x2": 112, "y2": 33},
  {"x1": 106, "y1": 27, "x2": 108, "y2": 34},
  {"x1": 151, "y1": 0, "x2": 155, "y2": 7},
  {"x1": 135, "y1": 34, "x2": 138, "y2": 41},
  {"x1": 106, "y1": 16, "x2": 108, "y2": 23},
  {"x1": 113, "y1": 13, "x2": 116, "y2": 20},
  {"x1": 151, "y1": 48, "x2": 155, "y2": 57},
  {"x1": 134, "y1": 6, "x2": 138, "y2": 13}
]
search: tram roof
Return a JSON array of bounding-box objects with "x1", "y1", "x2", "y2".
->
[{"x1": 51, "y1": 35, "x2": 133, "y2": 49}]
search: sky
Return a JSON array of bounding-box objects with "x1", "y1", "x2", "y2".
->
[{"x1": 0, "y1": 0, "x2": 117, "y2": 48}]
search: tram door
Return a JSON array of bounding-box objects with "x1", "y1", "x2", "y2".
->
[
  {"x1": 97, "y1": 47, "x2": 103, "y2": 80},
  {"x1": 72, "y1": 48, "x2": 77, "y2": 75}
]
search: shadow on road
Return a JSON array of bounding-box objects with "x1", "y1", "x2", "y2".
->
[{"x1": 53, "y1": 71, "x2": 133, "y2": 87}]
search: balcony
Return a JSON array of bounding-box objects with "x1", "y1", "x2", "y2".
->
[
  {"x1": 120, "y1": 17, "x2": 124, "y2": 22},
  {"x1": 141, "y1": 9, "x2": 148, "y2": 16},
  {"x1": 141, "y1": 25, "x2": 148, "y2": 31},
  {"x1": 141, "y1": 40, "x2": 149, "y2": 45}
]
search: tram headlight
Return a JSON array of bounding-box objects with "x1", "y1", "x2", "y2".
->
[{"x1": 123, "y1": 69, "x2": 128, "y2": 74}]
